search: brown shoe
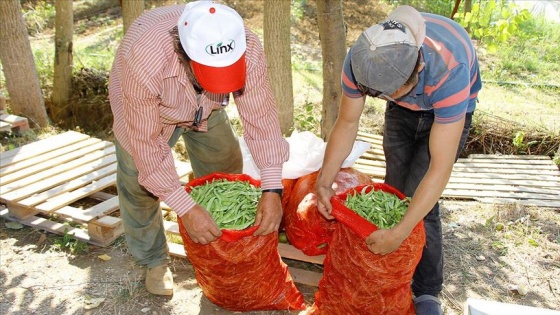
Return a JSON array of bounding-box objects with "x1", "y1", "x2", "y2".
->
[{"x1": 145, "y1": 264, "x2": 173, "y2": 296}]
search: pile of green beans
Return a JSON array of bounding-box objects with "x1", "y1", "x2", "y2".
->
[
  {"x1": 344, "y1": 187, "x2": 410, "y2": 229},
  {"x1": 189, "y1": 179, "x2": 261, "y2": 230}
]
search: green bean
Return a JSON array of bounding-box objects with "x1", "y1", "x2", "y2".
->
[
  {"x1": 189, "y1": 179, "x2": 261, "y2": 230},
  {"x1": 344, "y1": 187, "x2": 410, "y2": 229}
]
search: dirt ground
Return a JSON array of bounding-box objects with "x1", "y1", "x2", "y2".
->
[
  {"x1": 1, "y1": 1, "x2": 560, "y2": 315},
  {"x1": 1, "y1": 200, "x2": 559, "y2": 315}
]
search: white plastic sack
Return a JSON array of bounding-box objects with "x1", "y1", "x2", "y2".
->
[{"x1": 240, "y1": 130, "x2": 370, "y2": 180}]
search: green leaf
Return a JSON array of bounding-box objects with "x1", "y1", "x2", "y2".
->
[
  {"x1": 487, "y1": 43, "x2": 498, "y2": 54},
  {"x1": 5, "y1": 221, "x2": 24, "y2": 230}
]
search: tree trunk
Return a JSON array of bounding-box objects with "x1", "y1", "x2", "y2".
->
[
  {"x1": 464, "y1": 0, "x2": 472, "y2": 32},
  {"x1": 316, "y1": 0, "x2": 346, "y2": 141},
  {"x1": 263, "y1": 0, "x2": 294, "y2": 136},
  {"x1": 121, "y1": 0, "x2": 144, "y2": 34},
  {"x1": 51, "y1": 0, "x2": 74, "y2": 121},
  {"x1": 0, "y1": 0, "x2": 50, "y2": 127}
]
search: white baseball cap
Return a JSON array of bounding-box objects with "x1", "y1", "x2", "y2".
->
[{"x1": 178, "y1": 1, "x2": 247, "y2": 94}]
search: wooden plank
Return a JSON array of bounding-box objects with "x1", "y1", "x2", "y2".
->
[
  {"x1": 35, "y1": 174, "x2": 117, "y2": 213},
  {"x1": 355, "y1": 158, "x2": 386, "y2": 168},
  {"x1": 450, "y1": 167, "x2": 559, "y2": 176},
  {"x1": 444, "y1": 182, "x2": 560, "y2": 196},
  {"x1": 55, "y1": 196, "x2": 120, "y2": 222},
  {"x1": 0, "y1": 155, "x2": 116, "y2": 202},
  {"x1": 17, "y1": 163, "x2": 117, "y2": 207},
  {"x1": 0, "y1": 114, "x2": 29, "y2": 132},
  {"x1": 474, "y1": 198, "x2": 560, "y2": 208},
  {"x1": 458, "y1": 158, "x2": 555, "y2": 165},
  {"x1": 175, "y1": 160, "x2": 194, "y2": 183},
  {"x1": 358, "y1": 152, "x2": 386, "y2": 163},
  {"x1": 0, "y1": 139, "x2": 110, "y2": 183},
  {"x1": 0, "y1": 137, "x2": 103, "y2": 176},
  {"x1": 0, "y1": 146, "x2": 116, "y2": 196},
  {"x1": 0, "y1": 131, "x2": 90, "y2": 165},
  {"x1": 0, "y1": 114, "x2": 28, "y2": 127},
  {"x1": 363, "y1": 147, "x2": 385, "y2": 157},
  {"x1": 0, "y1": 121, "x2": 11, "y2": 132},
  {"x1": 352, "y1": 164, "x2": 386, "y2": 178},
  {"x1": 277, "y1": 243, "x2": 325, "y2": 265},
  {"x1": 164, "y1": 220, "x2": 180, "y2": 235},
  {"x1": 447, "y1": 172, "x2": 560, "y2": 185},
  {"x1": 466, "y1": 297, "x2": 560, "y2": 315},
  {"x1": 467, "y1": 154, "x2": 551, "y2": 160},
  {"x1": 168, "y1": 242, "x2": 187, "y2": 258},
  {"x1": 95, "y1": 215, "x2": 122, "y2": 228},
  {"x1": 356, "y1": 131, "x2": 383, "y2": 143},
  {"x1": 454, "y1": 162, "x2": 558, "y2": 171},
  {"x1": 287, "y1": 266, "x2": 322, "y2": 287},
  {"x1": 442, "y1": 189, "x2": 558, "y2": 201},
  {"x1": 88, "y1": 218, "x2": 123, "y2": 245},
  {"x1": 0, "y1": 208, "x2": 111, "y2": 247}
]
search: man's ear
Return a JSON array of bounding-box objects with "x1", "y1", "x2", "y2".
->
[{"x1": 418, "y1": 61, "x2": 425, "y2": 73}]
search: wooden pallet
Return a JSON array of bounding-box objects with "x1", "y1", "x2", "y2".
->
[
  {"x1": 0, "y1": 130, "x2": 325, "y2": 286},
  {"x1": 0, "y1": 131, "x2": 193, "y2": 246},
  {"x1": 445, "y1": 154, "x2": 560, "y2": 208},
  {"x1": 0, "y1": 114, "x2": 29, "y2": 133},
  {"x1": 354, "y1": 132, "x2": 560, "y2": 208},
  {"x1": 0, "y1": 96, "x2": 29, "y2": 133}
]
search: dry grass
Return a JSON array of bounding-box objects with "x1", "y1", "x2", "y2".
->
[{"x1": 440, "y1": 201, "x2": 560, "y2": 314}]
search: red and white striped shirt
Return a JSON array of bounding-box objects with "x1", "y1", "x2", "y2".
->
[{"x1": 109, "y1": 4, "x2": 289, "y2": 217}]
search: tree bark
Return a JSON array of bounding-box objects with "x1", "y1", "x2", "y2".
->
[
  {"x1": 121, "y1": 0, "x2": 144, "y2": 34},
  {"x1": 263, "y1": 0, "x2": 294, "y2": 136},
  {"x1": 316, "y1": 0, "x2": 346, "y2": 141},
  {"x1": 51, "y1": 0, "x2": 74, "y2": 121},
  {"x1": 0, "y1": 0, "x2": 50, "y2": 127}
]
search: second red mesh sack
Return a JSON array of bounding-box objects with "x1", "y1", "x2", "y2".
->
[
  {"x1": 282, "y1": 168, "x2": 373, "y2": 256},
  {"x1": 307, "y1": 183, "x2": 426, "y2": 315},
  {"x1": 177, "y1": 172, "x2": 305, "y2": 312}
]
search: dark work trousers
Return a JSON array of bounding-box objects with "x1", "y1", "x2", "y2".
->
[
  {"x1": 115, "y1": 108, "x2": 242, "y2": 268},
  {"x1": 382, "y1": 101, "x2": 473, "y2": 297}
]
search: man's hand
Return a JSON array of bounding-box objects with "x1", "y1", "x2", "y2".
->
[
  {"x1": 180, "y1": 205, "x2": 222, "y2": 244},
  {"x1": 253, "y1": 192, "x2": 282, "y2": 236},
  {"x1": 365, "y1": 228, "x2": 408, "y2": 255},
  {"x1": 316, "y1": 184, "x2": 335, "y2": 220}
]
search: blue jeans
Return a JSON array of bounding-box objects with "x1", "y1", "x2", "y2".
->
[
  {"x1": 383, "y1": 102, "x2": 472, "y2": 297},
  {"x1": 115, "y1": 108, "x2": 242, "y2": 267}
]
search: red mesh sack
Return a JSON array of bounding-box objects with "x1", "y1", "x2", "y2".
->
[
  {"x1": 307, "y1": 183, "x2": 426, "y2": 315},
  {"x1": 283, "y1": 168, "x2": 373, "y2": 256},
  {"x1": 178, "y1": 173, "x2": 305, "y2": 311}
]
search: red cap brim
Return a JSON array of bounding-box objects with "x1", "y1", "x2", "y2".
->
[{"x1": 191, "y1": 54, "x2": 246, "y2": 94}]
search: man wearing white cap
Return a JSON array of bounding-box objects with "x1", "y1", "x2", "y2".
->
[
  {"x1": 109, "y1": 1, "x2": 288, "y2": 295},
  {"x1": 316, "y1": 5, "x2": 482, "y2": 315}
]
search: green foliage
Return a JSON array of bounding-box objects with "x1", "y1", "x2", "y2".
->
[
  {"x1": 293, "y1": 101, "x2": 320, "y2": 135},
  {"x1": 493, "y1": 16, "x2": 560, "y2": 82},
  {"x1": 512, "y1": 130, "x2": 541, "y2": 155},
  {"x1": 54, "y1": 227, "x2": 89, "y2": 255},
  {"x1": 387, "y1": 0, "x2": 455, "y2": 17},
  {"x1": 291, "y1": 0, "x2": 307, "y2": 22},
  {"x1": 32, "y1": 47, "x2": 55, "y2": 95},
  {"x1": 21, "y1": 1, "x2": 56, "y2": 36},
  {"x1": 455, "y1": 1, "x2": 531, "y2": 53}
]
